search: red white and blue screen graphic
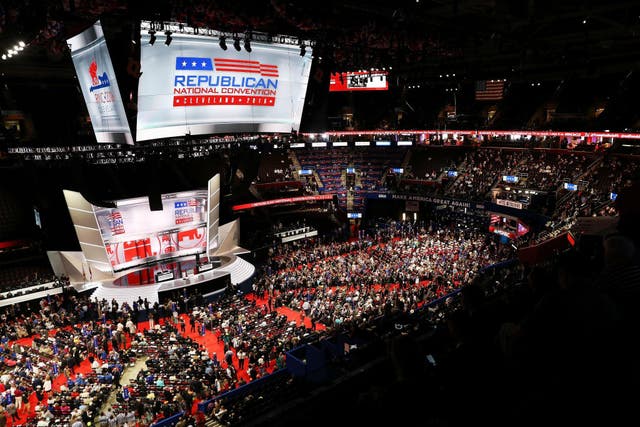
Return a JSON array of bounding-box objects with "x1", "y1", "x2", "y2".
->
[
  {"x1": 136, "y1": 24, "x2": 313, "y2": 141},
  {"x1": 67, "y1": 20, "x2": 133, "y2": 144},
  {"x1": 329, "y1": 71, "x2": 388, "y2": 92},
  {"x1": 94, "y1": 192, "x2": 207, "y2": 271},
  {"x1": 173, "y1": 57, "x2": 278, "y2": 107}
]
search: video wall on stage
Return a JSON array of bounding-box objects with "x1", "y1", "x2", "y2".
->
[
  {"x1": 93, "y1": 191, "x2": 208, "y2": 271},
  {"x1": 136, "y1": 22, "x2": 313, "y2": 141}
]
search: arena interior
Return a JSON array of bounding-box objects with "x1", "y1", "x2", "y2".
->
[{"x1": 0, "y1": 1, "x2": 640, "y2": 427}]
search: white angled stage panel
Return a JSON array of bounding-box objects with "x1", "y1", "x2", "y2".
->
[
  {"x1": 63, "y1": 190, "x2": 114, "y2": 275},
  {"x1": 214, "y1": 219, "x2": 247, "y2": 256},
  {"x1": 207, "y1": 173, "x2": 220, "y2": 256}
]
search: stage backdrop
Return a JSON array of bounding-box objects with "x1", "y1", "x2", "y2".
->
[{"x1": 93, "y1": 191, "x2": 208, "y2": 271}]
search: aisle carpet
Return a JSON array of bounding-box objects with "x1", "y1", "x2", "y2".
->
[{"x1": 5, "y1": 281, "x2": 434, "y2": 425}]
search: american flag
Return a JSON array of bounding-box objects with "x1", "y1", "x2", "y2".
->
[
  {"x1": 490, "y1": 214, "x2": 501, "y2": 224},
  {"x1": 175, "y1": 57, "x2": 213, "y2": 70},
  {"x1": 475, "y1": 80, "x2": 505, "y2": 101},
  {"x1": 108, "y1": 211, "x2": 125, "y2": 235},
  {"x1": 213, "y1": 58, "x2": 279, "y2": 77}
]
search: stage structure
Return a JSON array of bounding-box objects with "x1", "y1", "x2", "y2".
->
[{"x1": 45, "y1": 174, "x2": 253, "y2": 306}]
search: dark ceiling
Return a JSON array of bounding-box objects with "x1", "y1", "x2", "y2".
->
[{"x1": 0, "y1": 0, "x2": 639, "y2": 82}]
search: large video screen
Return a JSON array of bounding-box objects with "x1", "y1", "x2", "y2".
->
[
  {"x1": 329, "y1": 71, "x2": 388, "y2": 92},
  {"x1": 67, "y1": 20, "x2": 133, "y2": 145},
  {"x1": 93, "y1": 191, "x2": 208, "y2": 271},
  {"x1": 136, "y1": 24, "x2": 313, "y2": 141}
]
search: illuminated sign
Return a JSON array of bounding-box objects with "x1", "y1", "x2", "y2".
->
[
  {"x1": 94, "y1": 191, "x2": 207, "y2": 270},
  {"x1": 232, "y1": 194, "x2": 334, "y2": 211},
  {"x1": 107, "y1": 211, "x2": 125, "y2": 235},
  {"x1": 447, "y1": 170, "x2": 458, "y2": 177},
  {"x1": 301, "y1": 129, "x2": 640, "y2": 140},
  {"x1": 496, "y1": 199, "x2": 524, "y2": 210},
  {"x1": 172, "y1": 57, "x2": 278, "y2": 107},
  {"x1": 329, "y1": 71, "x2": 389, "y2": 92},
  {"x1": 563, "y1": 183, "x2": 577, "y2": 191},
  {"x1": 137, "y1": 22, "x2": 313, "y2": 141},
  {"x1": 347, "y1": 212, "x2": 362, "y2": 218},
  {"x1": 174, "y1": 199, "x2": 199, "y2": 225},
  {"x1": 96, "y1": 193, "x2": 207, "y2": 242},
  {"x1": 67, "y1": 20, "x2": 133, "y2": 144},
  {"x1": 503, "y1": 175, "x2": 519, "y2": 183}
]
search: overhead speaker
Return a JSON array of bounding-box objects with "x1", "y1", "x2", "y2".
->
[{"x1": 149, "y1": 193, "x2": 163, "y2": 211}]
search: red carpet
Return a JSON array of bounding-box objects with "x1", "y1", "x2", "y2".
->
[
  {"x1": 5, "y1": 350, "x2": 93, "y2": 427},
  {"x1": 4, "y1": 280, "x2": 434, "y2": 425},
  {"x1": 246, "y1": 292, "x2": 327, "y2": 331},
  {"x1": 135, "y1": 315, "x2": 271, "y2": 385}
]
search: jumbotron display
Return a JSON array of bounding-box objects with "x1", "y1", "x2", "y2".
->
[
  {"x1": 329, "y1": 71, "x2": 388, "y2": 92},
  {"x1": 67, "y1": 20, "x2": 134, "y2": 144},
  {"x1": 136, "y1": 22, "x2": 313, "y2": 141},
  {"x1": 93, "y1": 191, "x2": 208, "y2": 271}
]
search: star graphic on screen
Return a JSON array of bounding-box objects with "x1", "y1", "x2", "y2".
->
[
  {"x1": 201, "y1": 61, "x2": 207, "y2": 68},
  {"x1": 192, "y1": 61, "x2": 197, "y2": 67},
  {"x1": 182, "y1": 60, "x2": 187, "y2": 67}
]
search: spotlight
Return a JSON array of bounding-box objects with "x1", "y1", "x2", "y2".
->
[
  {"x1": 18, "y1": 41, "x2": 25, "y2": 47},
  {"x1": 299, "y1": 43, "x2": 306, "y2": 56},
  {"x1": 148, "y1": 30, "x2": 156, "y2": 45},
  {"x1": 233, "y1": 36, "x2": 241, "y2": 51},
  {"x1": 1, "y1": 54, "x2": 5, "y2": 60},
  {"x1": 164, "y1": 31, "x2": 172, "y2": 46},
  {"x1": 219, "y1": 35, "x2": 227, "y2": 50}
]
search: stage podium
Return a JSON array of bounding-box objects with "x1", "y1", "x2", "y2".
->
[
  {"x1": 155, "y1": 270, "x2": 175, "y2": 283},
  {"x1": 197, "y1": 256, "x2": 221, "y2": 273}
]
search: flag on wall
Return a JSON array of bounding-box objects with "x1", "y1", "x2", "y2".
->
[{"x1": 475, "y1": 80, "x2": 505, "y2": 100}]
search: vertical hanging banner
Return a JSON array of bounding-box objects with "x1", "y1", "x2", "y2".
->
[{"x1": 67, "y1": 20, "x2": 134, "y2": 145}]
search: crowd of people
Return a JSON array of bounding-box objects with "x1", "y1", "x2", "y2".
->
[
  {"x1": 254, "y1": 221, "x2": 511, "y2": 333},
  {"x1": 443, "y1": 149, "x2": 520, "y2": 200},
  {"x1": 255, "y1": 146, "x2": 639, "y2": 251},
  {"x1": 0, "y1": 272, "x2": 68, "y2": 301},
  {"x1": 0, "y1": 288, "x2": 287, "y2": 427},
  {"x1": 235, "y1": 229, "x2": 639, "y2": 427},
  {"x1": 429, "y1": 233, "x2": 640, "y2": 427},
  {"x1": 0, "y1": 217, "x2": 519, "y2": 427}
]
